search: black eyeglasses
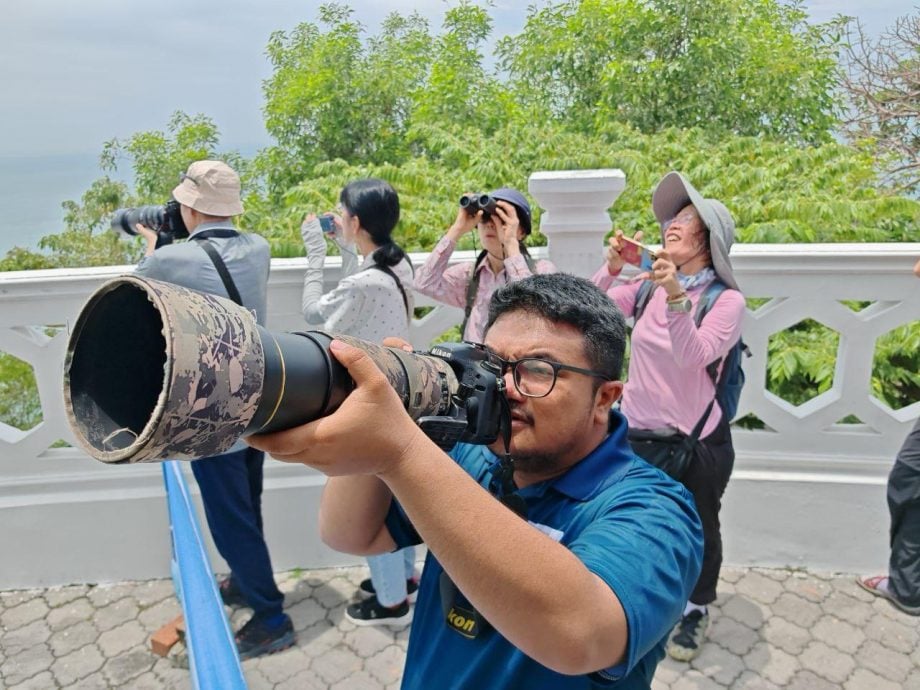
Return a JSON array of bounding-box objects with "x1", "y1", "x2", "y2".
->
[
  {"x1": 179, "y1": 172, "x2": 200, "y2": 185},
  {"x1": 483, "y1": 349, "x2": 611, "y2": 398}
]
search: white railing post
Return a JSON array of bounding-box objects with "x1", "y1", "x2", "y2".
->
[{"x1": 528, "y1": 169, "x2": 627, "y2": 278}]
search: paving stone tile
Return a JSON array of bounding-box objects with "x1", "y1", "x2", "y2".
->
[
  {"x1": 300, "y1": 620, "x2": 347, "y2": 659},
  {"x1": 47, "y1": 597, "x2": 94, "y2": 632},
  {"x1": 50, "y1": 643, "x2": 105, "y2": 685},
  {"x1": 102, "y1": 647, "x2": 157, "y2": 686},
  {"x1": 822, "y1": 590, "x2": 876, "y2": 627},
  {"x1": 93, "y1": 596, "x2": 140, "y2": 632},
  {"x1": 735, "y1": 571, "x2": 785, "y2": 605},
  {"x1": 721, "y1": 595, "x2": 769, "y2": 630},
  {"x1": 7, "y1": 671, "x2": 56, "y2": 689},
  {"x1": 905, "y1": 669, "x2": 920, "y2": 689},
  {"x1": 311, "y1": 646, "x2": 363, "y2": 686},
  {"x1": 348, "y1": 625, "x2": 400, "y2": 659},
  {"x1": 707, "y1": 615, "x2": 760, "y2": 655},
  {"x1": 690, "y1": 642, "x2": 745, "y2": 685},
  {"x1": 771, "y1": 591, "x2": 823, "y2": 629},
  {"x1": 364, "y1": 644, "x2": 406, "y2": 687},
  {"x1": 96, "y1": 620, "x2": 147, "y2": 657},
  {"x1": 855, "y1": 639, "x2": 914, "y2": 683},
  {"x1": 731, "y1": 671, "x2": 781, "y2": 689},
  {"x1": 151, "y1": 655, "x2": 194, "y2": 689},
  {"x1": 72, "y1": 671, "x2": 114, "y2": 688},
  {"x1": 132, "y1": 579, "x2": 175, "y2": 608},
  {"x1": 0, "y1": 597, "x2": 48, "y2": 631},
  {"x1": 782, "y1": 573, "x2": 833, "y2": 603},
  {"x1": 44, "y1": 585, "x2": 90, "y2": 608},
  {"x1": 136, "y1": 596, "x2": 182, "y2": 629},
  {"x1": 274, "y1": 668, "x2": 328, "y2": 689},
  {"x1": 331, "y1": 670, "x2": 389, "y2": 689},
  {"x1": 785, "y1": 669, "x2": 841, "y2": 690},
  {"x1": 312, "y1": 577, "x2": 354, "y2": 610},
  {"x1": 253, "y1": 645, "x2": 308, "y2": 684},
  {"x1": 48, "y1": 620, "x2": 99, "y2": 657},
  {"x1": 651, "y1": 677, "x2": 671, "y2": 690},
  {"x1": 85, "y1": 582, "x2": 135, "y2": 608},
  {"x1": 1, "y1": 642, "x2": 55, "y2": 686},
  {"x1": 670, "y1": 670, "x2": 725, "y2": 689},
  {"x1": 0, "y1": 589, "x2": 41, "y2": 608},
  {"x1": 863, "y1": 613, "x2": 918, "y2": 654},
  {"x1": 246, "y1": 666, "x2": 277, "y2": 690},
  {"x1": 1, "y1": 618, "x2": 51, "y2": 655},
  {"x1": 845, "y1": 668, "x2": 904, "y2": 690},
  {"x1": 125, "y1": 671, "x2": 172, "y2": 689},
  {"x1": 288, "y1": 595, "x2": 328, "y2": 632},
  {"x1": 753, "y1": 567, "x2": 790, "y2": 583},
  {"x1": 653, "y1": 656, "x2": 685, "y2": 686},
  {"x1": 799, "y1": 640, "x2": 857, "y2": 684},
  {"x1": 719, "y1": 567, "x2": 744, "y2": 584},
  {"x1": 811, "y1": 615, "x2": 866, "y2": 654},
  {"x1": 761, "y1": 616, "x2": 811, "y2": 655},
  {"x1": 742, "y1": 642, "x2": 800, "y2": 686}
]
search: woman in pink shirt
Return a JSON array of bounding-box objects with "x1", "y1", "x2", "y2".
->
[
  {"x1": 592, "y1": 172, "x2": 745, "y2": 664},
  {"x1": 414, "y1": 188, "x2": 556, "y2": 343}
]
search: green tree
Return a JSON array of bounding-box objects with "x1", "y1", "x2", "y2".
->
[{"x1": 498, "y1": 0, "x2": 843, "y2": 143}]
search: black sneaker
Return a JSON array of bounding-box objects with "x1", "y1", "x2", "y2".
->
[
  {"x1": 218, "y1": 577, "x2": 247, "y2": 608},
  {"x1": 235, "y1": 614, "x2": 296, "y2": 660},
  {"x1": 345, "y1": 595, "x2": 412, "y2": 627},
  {"x1": 358, "y1": 577, "x2": 419, "y2": 603},
  {"x1": 667, "y1": 609, "x2": 709, "y2": 661}
]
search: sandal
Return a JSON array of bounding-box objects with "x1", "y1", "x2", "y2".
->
[{"x1": 857, "y1": 575, "x2": 920, "y2": 616}]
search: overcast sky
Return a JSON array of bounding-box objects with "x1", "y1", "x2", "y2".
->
[{"x1": 0, "y1": 0, "x2": 912, "y2": 159}]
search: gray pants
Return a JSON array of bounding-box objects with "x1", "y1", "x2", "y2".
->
[{"x1": 888, "y1": 418, "x2": 920, "y2": 606}]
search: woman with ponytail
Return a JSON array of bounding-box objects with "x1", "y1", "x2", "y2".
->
[{"x1": 300, "y1": 178, "x2": 418, "y2": 625}]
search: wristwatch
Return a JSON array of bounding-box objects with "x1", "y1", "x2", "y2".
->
[{"x1": 666, "y1": 293, "x2": 692, "y2": 313}]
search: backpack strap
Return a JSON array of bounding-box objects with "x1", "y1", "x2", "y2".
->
[
  {"x1": 632, "y1": 280, "x2": 657, "y2": 323},
  {"x1": 460, "y1": 250, "x2": 537, "y2": 340},
  {"x1": 693, "y1": 281, "x2": 729, "y2": 388},
  {"x1": 192, "y1": 237, "x2": 243, "y2": 306}
]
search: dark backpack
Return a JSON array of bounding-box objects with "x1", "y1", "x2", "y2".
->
[{"x1": 634, "y1": 280, "x2": 750, "y2": 422}]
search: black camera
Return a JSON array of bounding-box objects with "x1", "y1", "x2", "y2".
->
[
  {"x1": 63, "y1": 276, "x2": 509, "y2": 464},
  {"x1": 110, "y1": 200, "x2": 190, "y2": 248},
  {"x1": 459, "y1": 193, "x2": 498, "y2": 220}
]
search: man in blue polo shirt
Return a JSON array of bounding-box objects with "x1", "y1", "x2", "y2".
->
[{"x1": 250, "y1": 273, "x2": 703, "y2": 688}]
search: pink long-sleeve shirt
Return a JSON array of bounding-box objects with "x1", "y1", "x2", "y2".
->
[
  {"x1": 415, "y1": 236, "x2": 557, "y2": 342},
  {"x1": 592, "y1": 264, "x2": 745, "y2": 438}
]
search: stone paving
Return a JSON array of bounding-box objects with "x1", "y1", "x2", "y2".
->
[{"x1": 1, "y1": 565, "x2": 918, "y2": 689}]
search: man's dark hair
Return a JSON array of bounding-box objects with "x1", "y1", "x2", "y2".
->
[{"x1": 485, "y1": 273, "x2": 627, "y2": 380}]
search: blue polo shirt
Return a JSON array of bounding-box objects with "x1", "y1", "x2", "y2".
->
[{"x1": 385, "y1": 411, "x2": 703, "y2": 689}]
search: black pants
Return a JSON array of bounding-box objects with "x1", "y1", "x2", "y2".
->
[
  {"x1": 888, "y1": 418, "x2": 920, "y2": 607},
  {"x1": 190, "y1": 446, "x2": 284, "y2": 620},
  {"x1": 681, "y1": 417, "x2": 735, "y2": 606}
]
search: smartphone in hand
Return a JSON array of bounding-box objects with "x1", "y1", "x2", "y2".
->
[
  {"x1": 319, "y1": 214, "x2": 337, "y2": 237},
  {"x1": 619, "y1": 236, "x2": 658, "y2": 269}
]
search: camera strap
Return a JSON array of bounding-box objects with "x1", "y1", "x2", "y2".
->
[
  {"x1": 461, "y1": 250, "x2": 537, "y2": 338},
  {"x1": 192, "y1": 236, "x2": 244, "y2": 306}
]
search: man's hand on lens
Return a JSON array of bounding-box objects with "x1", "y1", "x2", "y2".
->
[
  {"x1": 246, "y1": 339, "x2": 426, "y2": 477},
  {"x1": 135, "y1": 223, "x2": 159, "y2": 256}
]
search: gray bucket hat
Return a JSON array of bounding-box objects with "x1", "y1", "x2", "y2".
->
[{"x1": 651, "y1": 171, "x2": 738, "y2": 291}]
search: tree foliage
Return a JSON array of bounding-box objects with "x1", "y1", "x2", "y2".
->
[
  {"x1": 497, "y1": 0, "x2": 844, "y2": 143},
  {"x1": 840, "y1": 13, "x2": 920, "y2": 194}
]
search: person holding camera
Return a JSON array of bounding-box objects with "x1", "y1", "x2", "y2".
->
[
  {"x1": 134, "y1": 160, "x2": 294, "y2": 660},
  {"x1": 300, "y1": 177, "x2": 419, "y2": 625},
  {"x1": 414, "y1": 188, "x2": 556, "y2": 342},
  {"x1": 591, "y1": 172, "x2": 745, "y2": 662},
  {"x1": 248, "y1": 272, "x2": 703, "y2": 689}
]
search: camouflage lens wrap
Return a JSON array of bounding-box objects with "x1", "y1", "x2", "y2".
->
[
  {"x1": 327, "y1": 334, "x2": 457, "y2": 420},
  {"x1": 63, "y1": 275, "x2": 265, "y2": 463}
]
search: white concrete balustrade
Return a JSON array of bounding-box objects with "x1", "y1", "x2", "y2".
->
[{"x1": 0, "y1": 170, "x2": 916, "y2": 588}]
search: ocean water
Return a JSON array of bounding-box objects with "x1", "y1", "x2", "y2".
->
[{"x1": 0, "y1": 152, "x2": 119, "y2": 259}]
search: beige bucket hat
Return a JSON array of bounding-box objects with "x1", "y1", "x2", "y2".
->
[
  {"x1": 651, "y1": 171, "x2": 738, "y2": 291},
  {"x1": 172, "y1": 160, "x2": 244, "y2": 217}
]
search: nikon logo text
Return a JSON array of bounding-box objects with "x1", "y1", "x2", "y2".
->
[{"x1": 446, "y1": 607, "x2": 478, "y2": 638}]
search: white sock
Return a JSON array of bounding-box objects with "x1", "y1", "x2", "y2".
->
[
  {"x1": 683, "y1": 601, "x2": 708, "y2": 617},
  {"x1": 876, "y1": 576, "x2": 891, "y2": 594}
]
